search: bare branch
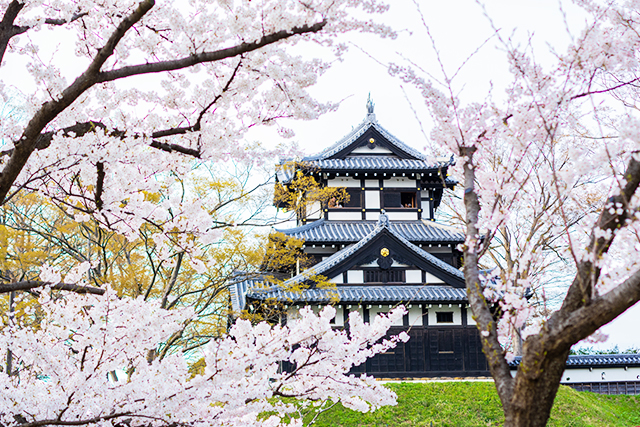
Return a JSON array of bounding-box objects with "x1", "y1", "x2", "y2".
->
[
  {"x1": 95, "y1": 20, "x2": 327, "y2": 84},
  {"x1": 0, "y1": 280, "x2": 105, "y2": 295}
]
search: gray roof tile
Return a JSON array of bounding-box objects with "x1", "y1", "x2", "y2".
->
[
  {"x1": 509, "y1": 354, "x2": 640, "y2": 368},
  {"x1": 304, "y1": 117, "x2": 429, "y2": 161},
  {"x1": 278, "y1": 219, "x2": 464, "y2": 243},
  {"x1": 248, "y1": 285, "x2": 467, "y2": 303}
]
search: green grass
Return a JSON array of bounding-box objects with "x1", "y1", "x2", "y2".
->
[{"x1": 309, "y1": 382, "x2": 640, "y2": 426}]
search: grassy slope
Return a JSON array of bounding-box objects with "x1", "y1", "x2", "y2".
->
[{"x1": 310, "y1": 382, "x2": 640, "y2": 427}]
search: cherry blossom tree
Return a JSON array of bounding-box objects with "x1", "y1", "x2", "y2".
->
[
  {"x1": 394, "y1": 0, "x2": 640, "y2": 425},
  {"x1": 0, "y1": 0, "x2": 393, "y2": 293},
  {"x1": 0, "y1": 287, "x2": 408, "y2": 426},
  {"x1": 0, "y1": 1, "x2": 410, "y2": 424}
]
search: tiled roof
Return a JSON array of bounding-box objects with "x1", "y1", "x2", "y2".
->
[
  {"x1": 248, "y1": 285, "x2": 467, "y2": 304},
  {"x1": 305, "y1": 116, "x2": 429, "y2": 161},
  {"x1": 509, "y1": 354, "x2": 640, "y2": 368},
  {"x1": 276, "y1": 158, "x2": 456, "y2": 183},
  {"x1": 312, "y1": 157, "x2": 449, "y2": 171},
  {"x1": 280, "y1": 216, "x2": 464, "y2": 287},
  {"x1": 228, "y1": 215, "x2": 465, "y2": 310},
  {"x1": 277, "y1": 219, "x2": 465, "y2": 243},
  {"x1": 275, "y1": 116, "x2": 455, "y2": 183}
]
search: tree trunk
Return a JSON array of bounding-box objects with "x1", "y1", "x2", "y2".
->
[{"x1": 503, "y1": 349, "x2": 570, "y2": 427}]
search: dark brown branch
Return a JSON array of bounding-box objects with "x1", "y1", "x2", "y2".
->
[
  {"x1": 546, "y1": 267, "x2": 640, "y2": 353},
  {"x1": 43, "y1": 12, "x2": 88, "y2": 26},
  {"x1": 560, "y1": 154, "x2": 640, "y2": 312},
  {"x1": 0, "y1": 4, "x2": 328, "y2": 207},
  {"x1": 148, "y1": 140, "x2": 201, "y2": 157},
  {"x1": 0, "y1": 0, "x2": 155, "y2": 206},
  {"x1": 95, "y1": 161, "x2": 105, "y2": 210},
  {"x1": 571, "y1": 76, "x2": 640, "y2": 100},
  {"x1": 95, "y1": 20, "x2": 327, "y2": 84},
  {"x1": 0, "y1": 1, "x2": 25, "y2": 66},
  {"x1": 151, "y1": 58, "x2": 244, "y2": 139},
  {"x1": 0, "y1": 280, "x2": 105, "y2": 295},
  {"x1": 460, "y1": 144, "x2": 515, "y2": 412},
  {"x1": 0, "y1": 2, "x2": 87, "y2": 67},
  {"x1": 19, "y1": 411, "x2": 132, "y2": 427}
]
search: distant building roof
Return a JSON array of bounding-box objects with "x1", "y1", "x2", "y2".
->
[
  {"x1": 509, "y1": 354, "x2": 640, "y2": 369},
  {"x1": 277, "y1": 219, "x2": 465, "y2": 244}
]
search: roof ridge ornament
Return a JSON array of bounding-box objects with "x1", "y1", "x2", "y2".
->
[
  {"x1": 378, "y1": 210, "x2": 389, "y2": 227},
  {"x1": 366, "y1": 93, "x2": 376, "y2": 122}
]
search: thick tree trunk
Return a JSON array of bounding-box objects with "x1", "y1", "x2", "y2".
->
[{"x1": 504, "y1": 349, "x2": 570, "y2": 427}]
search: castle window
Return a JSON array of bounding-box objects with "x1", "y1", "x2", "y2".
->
[
  {"x1": 436, "y1": 312, "x2": 454, "y2": 323},
  {"x1": 382, "y1": 190, "x2": 416, "y2": 208},
  {"x1": 364, "y1": 269, "x2": 405, "y2": 283},
  {"x1": 400, "y1": 192, "x2": 416, "y2": 208},
  {"x1": 330, "y1": 188, "x2": 361, "y2": 208}
]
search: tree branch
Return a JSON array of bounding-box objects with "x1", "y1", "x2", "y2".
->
[
  {"x1": 461, "y1": 144, "x2": 515, "y2": 410},
  {"x1": 95, "y1": 161, "x2": 105, "y2": 211},
  {"x1": 95, "y1": 20, "x2": 327, "y2": 84},
  {"x1": 560, "y1": 154, "x2": 640, "y2": 312},
  {"x1": 0, "y1": 280, "x2": 105, "y2": 295},
  {"x1": 0, "y1": 1, "x2": 25, "y2": 66},
  {"x1": 0, "y1": 0, "x2": 155, "y2": 206}
]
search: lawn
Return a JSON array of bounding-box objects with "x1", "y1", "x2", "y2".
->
[{"x1": 310, "y1": 381, "x2": 640, "y2": 426}]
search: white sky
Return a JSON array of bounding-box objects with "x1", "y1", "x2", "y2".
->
[
  {"x1": 4, "y1": 0, "x2": 637, "y2": 350},
  {"x1": 266, "y1": 0, "x2": 640, "y2": 351}
]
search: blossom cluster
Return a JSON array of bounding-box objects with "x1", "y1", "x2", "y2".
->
[{"x1": 0, "y1": 288, "x2": 407, "y2": 426}]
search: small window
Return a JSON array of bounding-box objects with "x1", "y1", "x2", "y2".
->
[
  {"x1": 436, "y1": 312, "x2": 453, "y2": 323},
  {"x1": 364, "y1": 269, "x2": 405, "y2": 283},
  {"x1": 382, "y1": 190, "x2": 416, "y2": 208},
  {"x1": 400, "y1": 192, "x2": 416, "y2": 208},
  {"x1": 343, "y1": 188, "x2": 362, "y2": 208},
  {"x1": 330, "y1": 188, "x2": 361, "y2": 208}
]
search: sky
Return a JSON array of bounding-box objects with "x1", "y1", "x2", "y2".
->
[
  {"x1": 3, "y1": 0, "x2": 637, "y2": 350},
  {"x1": 262, "y1": 0, "x2": 640, "y2": 351}
]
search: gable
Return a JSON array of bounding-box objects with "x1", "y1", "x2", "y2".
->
[
  {"x1": 318, "y1": 229, "x2": 465, "y2": 288},
  {"x1": 325, "y1": 126, "x2": 423, "y2": 160}
]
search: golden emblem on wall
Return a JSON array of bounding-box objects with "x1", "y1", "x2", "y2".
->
[{"x1": 380, "y1": 247, "x2": 390, "y2": 257}]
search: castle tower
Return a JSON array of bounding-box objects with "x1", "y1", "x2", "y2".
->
[{"x1": 231, "y1": 100, "x2": 489, "y2": 377}]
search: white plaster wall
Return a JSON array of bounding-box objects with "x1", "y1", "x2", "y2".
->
[
  {"x1": 347, "y1": 270, "x2": 364, "y2": 284},
  {"x1": 350, "y1": 146, "x2": 393, "y2": 154},
  {"x1": 407, "y1": 305, "x2": 424, "y2": 326},
  {"x1": 511, "y1": 366, "x2": 640, "y2": 383},
  {"x1": 306, "y1": 201, "x2": 322, "y2": 219},
  {"x1": 385, "y1": 177, "x2": 416, "y2": 188},
  {"x1": 329, "y1": 275, "x2": 343, "y2": 284},
  {"x1": 369, "y1": 305, "x2": 404, "y2": 326},
  {"x1": 425, "y1": 272, "x2": 444, "y2": 284},
  {"x1": 328, "y1": 211, "x2": 362, "y2": 220},
  {"x1": 467, "y1": 308, "x2": 476, "y2": 325},
  {"x1": 561, "y1": 367, "x2": 640, "y2": 383},
  {"x1": 328, "y1": 177, "x2": 360, "y2": 187},
  {"x1": 365, "y1": 211, "x2": 380, "y2": 221},
  {"x1": 420, "y1": 190, "x2": 430, "y2": 198},
  {"x1": 365, "y1": 190, "x2": 380, "y2": 209},
  {"x1": 423, "y1": 246, "x2": 450, "y2": 253},
  {"x1": 332, "y1": 305, "x2": 344, "y2": 327},
  {"x1": 406, "y1": 270, "x2": 422, "y2": 283},
  {"x1": 427, "y1": 305, "x2": 462, "y2": 325},
  {"x1": 387, "y1": 211, "x2": 418, "y2": 221},
  {"x1": 365, "y1": 179, "x2": 379, "y2": 188}
]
